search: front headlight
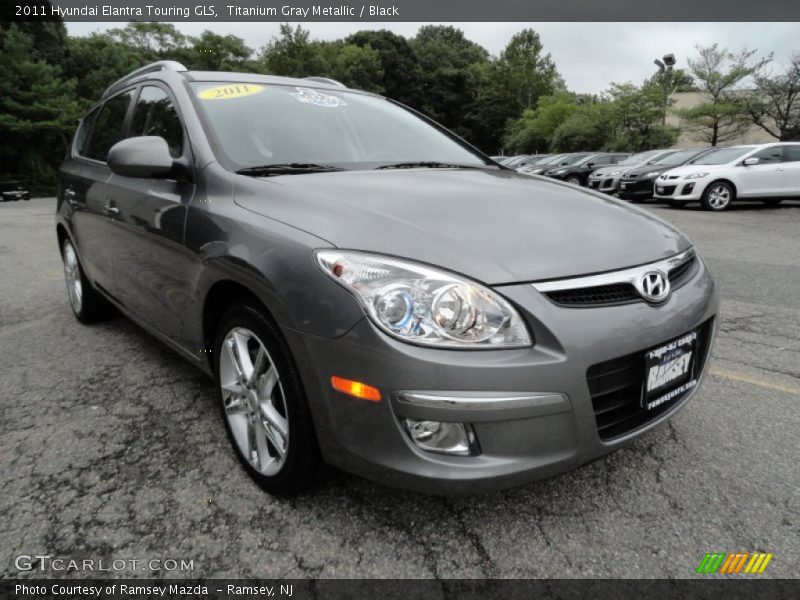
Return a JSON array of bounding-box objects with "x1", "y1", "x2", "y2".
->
[
  {"x1": 315, "y1": 251, "x2": 532, "y2": 349},
  {"x1": 609, "y1": 170, "x2": 622, "y2": 176},
  {"x1": 552, "y1": 169, "x2": 566, "y2": 175},
  {"x1": 644, "y1": 171, "x2": 660, "y2": 178},
  {"x1": 684, "y1": 172, "x2": 710, "y2": 180}
]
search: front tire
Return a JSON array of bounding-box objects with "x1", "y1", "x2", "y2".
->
[
  {"x1": 566, "y1": 175, "x2": 582, "y2": 186},
  {"x1": 214, "y1": 303, "x2": 322, "y2": 497},
  {"x1": 701, "y1": 182, "x2": 735, "y2": 211},
  {"x1": 61, "y1": 239, "x2": 114, "y2": 323}
]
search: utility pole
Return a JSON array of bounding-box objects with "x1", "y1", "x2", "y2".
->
[{"x1": 654, "y1": 53, "x2": 676, "y2": 126}]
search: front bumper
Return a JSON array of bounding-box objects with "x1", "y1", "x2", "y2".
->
[
  {"x1": 587, "y1": 175, "x2": 620, "y2": 193},
  {"x1": 284, "y1": 257, "x2": 718, "y2": 494},
  {"x1": 653, "y1": 179, "x2": 705, "y2": 200},
  {"x1": 617, "y1": 177, "x2": 657, "y2": 199}
]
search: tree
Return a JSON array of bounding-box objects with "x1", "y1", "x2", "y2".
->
[
  {"x1": 346, "y1": 29, "x2": 424, "y2": 107},
  {"x1": 495, "y1": 29, "x2": 561, "y2": 111},
  {"x1": 259, "y1": 24, "x2": 326, "y2": 78},
  {"x1": 0, "y1": 26, "x2": 81, "y2": 192},
  {"x1": 675, "y1": 44, "x2": 771, "y2": 145},
  {"x1": 329, "y1": 43, "x2": 384, "y2": 93},
  {"x1": 646, "y1": 67, "x2": 695, "y2": 93},
  {"x1": 503, "y1": 93, "x2": 579, "y2": 153},
  {"x1": 608, "y1": 82, "x2": 679, "y2": 150},
  {"x1": 65, "y1": 33, "x2": 149, "y2": 103},
  {"x1": 187, "y1": 31, "x2": 254, "y2": 72},
  {"x1": 551, "y1": 103, "x2": 615, "y2": 151},
  {"x1": 106, "y1": 22, "x2": 187, "y2": 58},
  {"x1": 410, "y1": 26, "x2": 490, "y2": 141},
  {"x1": 746, "y1": 53, "x2": 800, "y2": 141}
]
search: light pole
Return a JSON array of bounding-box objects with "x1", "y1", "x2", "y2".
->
[{"x1": 654, "y1": 53, "x2": 676, "y2": 126}]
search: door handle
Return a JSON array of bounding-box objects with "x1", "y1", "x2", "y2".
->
[{"x1": 103, "y1": 203, "x2": 119, "y2": 217}]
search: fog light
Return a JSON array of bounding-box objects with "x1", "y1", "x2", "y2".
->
[{"x1": 402, "y1": 419, "x2": 478, "y2": 456}]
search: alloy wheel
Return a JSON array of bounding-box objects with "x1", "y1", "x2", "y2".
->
[
  {"x1": 707, "y1": 185, "x2": 731, "y2": 210},
  {"x1": 62, "y1": 242, "x2": 83, "y2": 314},
  {"x1": 219, "y1": 327, "x2": 289, "y2": 476}
]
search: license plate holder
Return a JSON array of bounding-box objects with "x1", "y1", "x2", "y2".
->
[{"x1": 642, "y1": 330, "x2": 698, "y2": 410}]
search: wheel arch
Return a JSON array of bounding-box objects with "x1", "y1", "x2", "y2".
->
[
  {"x1": 201, "y1": 279, "x2": 278, "y2": 371},
  {"x1": 704, "y1": 178, "x2": 738, "y2": 197}
]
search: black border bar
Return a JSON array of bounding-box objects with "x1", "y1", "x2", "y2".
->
[{"x1": 6, "y1": 0, "x2": 800, "y2": 22}]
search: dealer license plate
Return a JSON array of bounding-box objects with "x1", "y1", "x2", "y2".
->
[
  {"x1": 642, "y1": 330, "x2": 698, "y2": 410},
  {"x1": 620, "y1": 183, "x2": 628, "y2": 189},
  {"x1": 656, "y1": 186, "x2": 664, "y2": 194}
]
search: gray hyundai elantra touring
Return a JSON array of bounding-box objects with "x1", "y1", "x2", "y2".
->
[{"x1": 57, "y1": 61, "x2": 718, "y2": 495}]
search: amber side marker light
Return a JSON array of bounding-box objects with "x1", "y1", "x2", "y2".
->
[{"x1": 331, "y1": 376, "x2": 382, "y2": 402}]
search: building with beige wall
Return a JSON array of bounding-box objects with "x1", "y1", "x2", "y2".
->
[{"x1": 667, "y1": 91, "x2": 777, "y2": 147}]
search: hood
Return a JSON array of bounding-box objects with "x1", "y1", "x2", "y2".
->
[
  {"x1": 623, "y1": 164, "x2": 672, "y2": 178},
  {"x1": 656, "y1": 164, "x2": 726, "y2": 179},
  {"x1": 234, "y1": 168, "x2": 691, "y2": 285}
]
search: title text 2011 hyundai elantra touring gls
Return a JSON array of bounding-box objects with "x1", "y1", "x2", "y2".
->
[{"x1": 57, "y1": 62, "x2": 718, "y2": 496}]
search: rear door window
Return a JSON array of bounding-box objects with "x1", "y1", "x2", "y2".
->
[
  {"x1": 130, "y1": 86, "x2": 185, "y2": 158},
  {"x1": 784, "y1": 145, "x2": 800, "y2": 162},
  {"x1": 84, "y1": 90, "x2": 136, "y2": 162}
]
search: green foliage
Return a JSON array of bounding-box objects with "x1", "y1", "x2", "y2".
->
[
  {"x1": 551, "y1": 103, "x2": 615, "y2": 151},
  {"x1": 607, "y1": 82, "x2": 679, "y2": 150},
  {"x1": 503, "y1": 94, "x2": 579, "y2": 153},
  {"x1": 187, "y1": 31, "x2": 254, "y2": 72},
  {"x1": 675, "y1": 44, "x2": 771, "y2": 145},
  {"x1": 346, "y1": 30, "x2": 423, "y2": 106},
  {"x1": 0, "y1": 26, "x2": 81, "y2": 193}
]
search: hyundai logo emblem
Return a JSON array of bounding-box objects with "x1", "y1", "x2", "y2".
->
[{"x1": 639, "y1": 271, "x2": 670, "y2": 303}]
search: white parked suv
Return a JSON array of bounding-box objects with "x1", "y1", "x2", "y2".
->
[{"x1": 653, "y1": 143, "x2": 800, "y2": 210}]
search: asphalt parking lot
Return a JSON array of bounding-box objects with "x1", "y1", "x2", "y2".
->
[{"x1": 1, "y1": 198, "x2": 798, "y2": 579}]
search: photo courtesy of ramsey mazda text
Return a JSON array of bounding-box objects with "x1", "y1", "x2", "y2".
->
[{"x1": 56, "y1": 61, "x2": 717, "y2": 496}]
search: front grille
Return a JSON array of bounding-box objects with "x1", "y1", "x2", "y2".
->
[
  {"x1": 623, "y1": 173, "x2": 638, "y2": 180},
  {"x1": 668, "y1": 254, "x2": 696, "y2": 288},
  {"x1": 602, "y1": 178, "x2": 614, "y2": 188},
  {"x1": 546, "y1": 253, "x2": 698, "y2": 308},
  {"x1": 545, "y1": 283, "x2": 639, "y2": 307},
  {"x1": 587, "y1": 318, "x2": 713, "y2": 440}
]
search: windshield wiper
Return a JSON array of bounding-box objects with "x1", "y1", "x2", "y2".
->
[
  {"x1": 236, "y1": 163, "x2": 344, "y2": 176},
  {"x1": 374, "y1": 161, "x2": 484, "y2": 170}
]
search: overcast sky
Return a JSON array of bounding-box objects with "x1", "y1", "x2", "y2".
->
[{"x1": 65, "y1": 22, "x2": 798, "y2": 93}]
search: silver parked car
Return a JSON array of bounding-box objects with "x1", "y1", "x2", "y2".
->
[
  {"x1": 57, "y1": 63, "x2": 718, "y2": 496},
  {"x1": 587, "y1": 149, "x2": 677, "y2": 194}
]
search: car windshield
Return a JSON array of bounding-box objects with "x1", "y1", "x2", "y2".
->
[
  {"x1": 619, "y1": 150, "x2": 668, "y2": 166},
  {"x1": 562, "y1": 153, "x2": 591, "y2": 166},
  {"x1": 690, "y1": 147, "x2": 754, "y2": 165},
  {"x1": 571, "y1": 154, "x2": 597, "y2": 166},
  {"x1": 191, "y1": 82, "x2": 487, "y2": 171},
  {"x1": 654, "y1": 149, "x2": 707, "y2": 166},
  {"x1": 537, "y1": 154, "x2": 566, "y2": 165}
]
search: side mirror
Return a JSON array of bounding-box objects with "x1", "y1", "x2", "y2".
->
[
  {"x1": 108, "y1": 136, "x2": 174, "y2": 179},
  {"x1": 743, "y1": 157, "x2": 760, "y2": 166},
  {"x1": 586, "y1": 162, "x2": 595, "y2": 169}
]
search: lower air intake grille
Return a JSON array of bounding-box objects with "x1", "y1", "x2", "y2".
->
[{"x1": 586, "y1": 318, "x2": 713, "y2": 441}]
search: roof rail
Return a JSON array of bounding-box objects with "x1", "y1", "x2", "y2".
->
[
  {"x1": 102, "y1": 61, "x2": 187, "y2": 99},
  {"x1": 302, "y1": 76, "x2": 346, "y2": 88}
]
